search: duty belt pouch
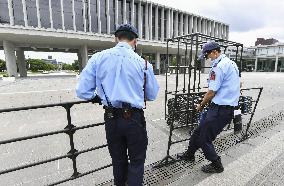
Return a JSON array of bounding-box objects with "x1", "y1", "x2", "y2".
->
[
  {"x1": 104, "y1": 106, "x2": 115, "y2": 121},
  {"x1": 233, "y1": 109, "x2": 242, "y2": 134},
  {"x1": 122, "y1": 108, "x2": 132, "y2": 120}
]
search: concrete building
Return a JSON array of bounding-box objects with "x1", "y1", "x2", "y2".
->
[{"x1": 0, "y1": 0, "x2": 229, "y2": 77}]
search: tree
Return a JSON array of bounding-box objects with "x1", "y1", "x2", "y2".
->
[
  {"x1": 72, "y1": 60, "x2": 79, "y2": 71},
  {"x1": 26, "y1": 59, "x2": 56, "y2": 72},
  {"x1": 0, "y1": 59, "x2": 6, "y2": 72}
]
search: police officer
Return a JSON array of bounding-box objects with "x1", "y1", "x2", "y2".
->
[
  {"x1": 76, "y1": 24, "x2": 159, "y2": 185},
  {"x1": 177, "y1": 41, "x2": 240, "y2": 173}
]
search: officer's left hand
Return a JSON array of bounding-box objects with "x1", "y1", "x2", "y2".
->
[{"x1": 196, "y1": 104, "x2": 204, "y2": 112}]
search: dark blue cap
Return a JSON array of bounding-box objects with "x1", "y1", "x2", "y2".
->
[
  {"x1": 114, "y1": 23, "x2": 139, "y2": 38},
  {"x1": 198, "y1": 42, "x2": 220, "y2": 60}
]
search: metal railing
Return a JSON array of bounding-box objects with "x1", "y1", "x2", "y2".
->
[{"x1": 0, "y1": 101, "x2": 111, "y2": 186}]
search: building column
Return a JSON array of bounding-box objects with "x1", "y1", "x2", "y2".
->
[
  {"x1": 79, "y1": 45, "x2": 88, "y2": 71},
  {"x1": 189, "y1": 15, "x2": 193, "y2": 34},
  {"x1": 115, "y1": 0, "x2": 118, "y2": 26},
  {"x1": 275, "y1": 55, "x2": 279, "y2": 72},
  {"x1": 83, "y1": 0, "x2": 87, "y2": 32},
  {"x1": 161, "y1": 7, "x2": 165, "y2": 41},
  {"x1": 174, "y1": 11, "x2": 178, "y2": 37},
  {"x1": 22, "y1": 0, "x2": 28, "y2": 26},
  {"x1": 254, "y1": 57, "x2": 258, "y2": 72},
  {"x1": 106, "y1": 0, "x2": 110, "y2": 34},
  {"x1": 170, "y1": 10, "x2": 174, "y2": 37},
  {"x1": 97, "y1": 0, "x2": 101, "y2": 33},
  {"x1": 49, "y1": 0, "x2": 54, "y2": 29},
  {"x1": 166, "y1": 9, "x2": 170, "y2": 38},
  {"x1": 184, "y1": 15, "x2": 188, "y2": 35},
  {"x1": 61, "y1": 0, "x2": 65, "y2": 30},
  {"x1": 149, "y1": 3, "x2": 153, "y2": 40},
  {"x1": 214, "y1": 22, "x2": 218, "y2": 37},
  {"x1": 8, "y1": 0, "x2": 14, "y2": 25},
  {"x1": 155, "y1": 5, "x2": 158, "y2": 40},
  {"x1": 88, "y1": 0, "x2": 91, "y2": 31},
  {"x1": 3, "y1": 41, "x2": 18, "y2": 77},
  {"x1": 131, "y1": 0, "x2": 135, "y2": 25},
  {"x1": 193, "y1": 16, "x2": 197, "y2": 33},
  {"x1": 138, "y1": 2, "x2": 142, "y2": 39},
  {"x1": 156, "y1": 52, "x2": 160, "y2": 74},
  {"x1": 123, "y1": 0, "x2": 127, "y2": 23},
  {"x1": 179, "y1": 13, "x2": 184, "y2": 36},
  {"x1": 145, "y1": 3, "x2": 149, "y2": 40},
  {"x1": 226, "y1": 25, "x2": 229, "y2": 40},
  {"x1": 16, "y1": 49, "x2": 27, "y2": 77}
]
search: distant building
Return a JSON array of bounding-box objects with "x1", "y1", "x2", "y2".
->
[{"x1": 255, "y1": 38, "x2": 278, "y2": 46}]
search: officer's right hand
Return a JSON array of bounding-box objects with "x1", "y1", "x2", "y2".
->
[{"x1": 196, "y1": 104, "x2": 204, "y2": 112}]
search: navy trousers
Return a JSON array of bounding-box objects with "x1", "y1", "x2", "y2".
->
[
  {"x1": 188, "y1": 104, "x2": 234, "y2": 161},
  {"x1": 104, "y1": 110, "x2": 148, "y2": 186}
]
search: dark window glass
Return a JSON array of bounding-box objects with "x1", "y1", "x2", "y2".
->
[
  {"x1": 0, "y1": 0, "x2": 10, "y2": 24},
  {"x1": 75, "y1": 0, "x2": 84, "y2": 31},
  {"x1": 152, "y1": 7, "x2": 155, "y2": 40},
  {"x1": 164, "y1": 10, "x2": 166, "y2": 39},
  {"x1": 134, "y1": 3, "x2": 138, "y2": 28},
  {"x1": 38, "y1": 0, "x2": 50, "y2": 28},
  {"x1": 26, "y1": 0, "x2": 38, "y2": 27},
  {"x1": 100, "y1": 0, "x2": 107, "y2": 33},
  {"x1": 158, "y1": 8, "x2": 161, "y2": 40},
  {"x1": 126, "y1": 0, "x2": 130, "y2": 23},
  {"x1": 12, "y1": 0, "x2": 25, "y2": 26},
  {"x1": 51, "y1": 0, "x2": 62, "y2": 29},
  {"x1": 63, "y1": 0, "x2": 73, "y2": 30},
  {"x1": 142, "y1": 4, "x2": 145, "y2": 39},
  {"x1": 117, "y1": 0, "x2": 122, "y2": 24},
  {"x1": 90, "y1": 0, "x2": 97, "y2": 33},
  {"x1": 110, "y1": 0, "x2": 115, "y2": 33}
]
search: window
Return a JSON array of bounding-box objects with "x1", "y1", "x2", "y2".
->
[
  {"x1": 13, "y1": 0, "x2": 25, "y2": 26},
  {"x1": 26, "y1": 0, "x2": 38, "y2": 27},
  {"x1": 90, "y1": 0, "x2": 97, "y2": 33},
  {"x1": 126, "y1": 0, "x2": 131, "y2": 24},
  {"x1": 0, "y1": 0, "x2": 10, "y2": 24},
  {"x1": 75, "y1": 0, "x2": 84, "y2": 31},
  {"x1": 109, "y1": 0, "x2": 115, "y2": 33},
  {"x1": 158, "y1": 8, "x2": 161, "y2": 40},
  {"x1": 100, "y1": 0, "x2": 107, "y2": 33},
  {"x1": 117, "y1": 0, "x2": 123, "y2": 24},
  {"x1": 51, "y1": 0, "x2": 62, "y2": 29},
  {"x1": 63, "y1": 0, "x2": 74, "y2": 30}
]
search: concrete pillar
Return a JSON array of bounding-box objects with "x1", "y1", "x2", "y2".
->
[
  {"x1": 198, "y1": 17, "x2": 201, "y2": 33},
  {"x1": 166, "y1": 9, "x2": 170, "y2": 38},
  {"x1": 254, "y1": 57, "x2": 258, "y2": 72},
  {"x1": 170, "y1": 10, "x2": 174, "y2": 37},
  {"x1": 106, "y1": 0, "x2": 110, "y2": 34},
  {"x1": 123, "y1": 0, "x2": 127, "y2": 23},
  {"x1": 179, "y1": 13, "x2": 184, "y2": 36},
  {"x1": 16, "y1": 49, "x2": 27, "y2": 77},
  {"x1": 149, "y1": 3, "x2": 153, "y2": 40},
  {"x1": 156, "y1": 52, "x2": 160, "y2": 74},
  {"x1": 83, "y1": 0, "x2": 87, "y2": 32},
  {"x1": 275, "y1": 56, "x2": 279, "y2": 72},
  {"x1": 184, "y1": 15, "x2": 188, "y2": 35},
  {"x1": 174, "y1": 11, "x2": 178, "y2": 37},
  {"x1": 226, "y1": 25, "x2": 229, "y2": 40},
  {"x1": 155, "y1": 5, "x2": 158, "y2": 40},
  {"x1": 49, "y1": 0, "x2": 54, "y2": 29},
  {"x1": 88, "y1": 0, "x2": 91, "y2": 32},
  {"x1": 189, "y1": 15, "x2": 193, "y2": 34},
  {"x1": 207, "y1": 20, "x2": 210, "y2": 36},
  {"x1": 193, "y1": 16, "x2": 197, "y2": 33},
  {"x1": 61, "y1": 0, "x2": 65, "y2": 30},
  {"x1": 115, "y1": 0, "x2": 118, "y2": 26},
  {"x1": 8, "y1": 0, "x2": 14, "y2": 25},
  {"x1": 72, "y1": 0, "x2": 76, "y2": 31},
  {"x1": 145, "y1": 3, "x2": 149, "y2": 40},
  {"x1": 78, "y1": 45, "x2": 88, "y2": 71},
  {"x1": 211, "y1": 21, "x2": 215, "y2": 36},
  {"x1": 131, "y1": 0, "x2": 135, "y2": 25},
  {"x1": 22, "y1": 0, "x2": 28, "y2": 26},
  {"x1": 3, "y1": 41, "x2": 18, "y2": 77},
  {"x1": 161, "y1": 7, "x2": 165, "y2": 41},
  {"x1": 97, "y1": 0, "x2": 101, "y2": 33},
  {"x1": 138, "y1": 2, "x2": 142, "y2": 39},
  {"x1": 214, "y1": 22, "x2": 218, "y2": 37}
]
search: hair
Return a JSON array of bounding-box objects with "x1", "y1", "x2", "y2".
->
[{"x1": 115, "y1": 31, "x2": 136, "y2": 41}]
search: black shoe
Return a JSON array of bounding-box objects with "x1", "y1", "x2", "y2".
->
[
  {"x1": 201, "y1": 157, "x2": 224, "y2": 173},
  {"x1": 176, "y1": 151, "x2": 195, "y2": 161}
]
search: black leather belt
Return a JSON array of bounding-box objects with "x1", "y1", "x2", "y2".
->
[{"x1": 211, "y1": 102, "x2": 237, "y2": 109}]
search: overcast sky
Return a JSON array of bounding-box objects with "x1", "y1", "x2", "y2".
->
[{"x1": 1, "y1": 0, "x2": 283, "y2": 63}]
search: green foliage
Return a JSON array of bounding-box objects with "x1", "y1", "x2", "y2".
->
[
  {"x1": 62, "y1": 63, "x2": 73, "y2": 70},
  {"x1": 0, "y1": 59, "x2": 6, "y2": 72},
  {"x1": 26, "y1": 59, "x2": 56, "y2": 72},
  {"x1": 72, "y1": 60, "x2": 79, "y2": 71}
]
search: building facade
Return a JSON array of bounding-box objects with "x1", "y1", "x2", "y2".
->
[{"x1": 0, "y1": 0, "x2": 229, "y2": 77}]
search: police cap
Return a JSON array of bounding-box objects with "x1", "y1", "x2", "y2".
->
[
  {"x1": 198, "y1": 42, "x2": 220, "y2": 60},
  {"x1": 114, "y1": 23, "x2": 139, "y2": 38}
]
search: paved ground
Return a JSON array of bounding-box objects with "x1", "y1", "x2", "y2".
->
[{"x1": 0, "y1": 72, "x2": 283, "y2": 185}]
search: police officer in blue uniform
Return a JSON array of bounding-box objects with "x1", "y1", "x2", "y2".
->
[
  {"x1": 177, "y1": 42, "x2": 240, "y2": 173},
  {"x1": 76, "y1": 24, "x2": 159, "y2": 185}
]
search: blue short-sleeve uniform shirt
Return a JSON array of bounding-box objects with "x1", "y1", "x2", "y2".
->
[{"x1": 208, "y1": 54, "x2": 240, "y2": 106}]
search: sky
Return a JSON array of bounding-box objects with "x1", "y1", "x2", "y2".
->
[{"x1": 1, "y1": 0, "x2": 283, "y2": 63}]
